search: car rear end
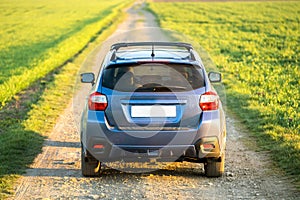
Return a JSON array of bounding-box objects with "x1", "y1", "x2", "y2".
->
[{"x1": 80, "y1": 42, "x2": 226, "y2": 177}]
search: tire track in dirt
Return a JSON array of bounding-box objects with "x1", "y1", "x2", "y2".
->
[{"x1": 12, "y1": 1, "x2": 299, "y2": 199}]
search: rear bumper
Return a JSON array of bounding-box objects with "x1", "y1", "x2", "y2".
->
[
  {"x1": 81, "y1": 110, "x2": 225, "y2": 162},
  {"x1": 85, "y1": 136, "x2": 221, "y2": 162}
]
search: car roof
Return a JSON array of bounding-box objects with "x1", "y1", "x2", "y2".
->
[{"x1": 107, "y1": 42, "x2": 201, "y2": 65}]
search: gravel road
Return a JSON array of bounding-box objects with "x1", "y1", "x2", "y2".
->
[{"x1": 12, "y1": 1, "x2": 299, "y2": 199}]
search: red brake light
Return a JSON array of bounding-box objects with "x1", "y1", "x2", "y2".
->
[
  {"x1": 88, "y1": 92, "x2": 107, "y2": 111},
  {"x1": 199, "y1": 91, "x2": 219, "y2": 111}
]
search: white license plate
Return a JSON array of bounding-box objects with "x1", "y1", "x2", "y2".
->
[{"x1": 131, "y1": 105, "x2": 176, "y2": 118}]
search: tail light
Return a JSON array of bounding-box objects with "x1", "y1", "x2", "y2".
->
[
  {"x1": 88, "y1": 92, "x2": 107, "y2": 111},
  {"x1": 199, "y1": 91, "x2": 219, "y2": 111}
]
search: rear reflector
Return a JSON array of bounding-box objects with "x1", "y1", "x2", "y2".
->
[
  {"x1": 202, "y1": 143, "x2": 215, "y2": 150},
  {"x1": 199, "y1": 91, "x2": 219, "y2": 111},
  {"x1": 88, "y1": 92, "x2": 107, "y2": 111},
  {"x1": 93, "y1": 144, "x2": 105, "y2": 149}
]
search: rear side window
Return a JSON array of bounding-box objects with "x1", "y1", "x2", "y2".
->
[{"x1": 102, "y1": 63, "x2": 205, "y2": 92}]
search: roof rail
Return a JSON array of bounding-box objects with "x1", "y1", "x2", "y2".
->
[{"x1": 110, "y1": 42, "x2": 193, "y2": 51}]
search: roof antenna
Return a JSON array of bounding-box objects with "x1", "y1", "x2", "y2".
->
[{"x1": 151, "y1": 44, "x2": 155, "y2": 58}]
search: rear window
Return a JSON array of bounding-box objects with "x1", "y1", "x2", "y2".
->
[{"x1": 102, "y1": 63, "x2": 205, "y2": 92}]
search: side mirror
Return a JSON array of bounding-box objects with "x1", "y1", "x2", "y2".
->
[
  {"x1": 208, "y1": 72, "x2": 222, "y2": 83},
  {"x1": 81, "y1": 73, "x2": 95, "y2": 85}
]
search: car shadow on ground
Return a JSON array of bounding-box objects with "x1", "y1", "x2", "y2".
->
[
  {"x1": 99, "y1": 162, "x2": 206, "y2": 178},
  {"x1": 23, "y1": 162, "x2": 207, "y2": 179}
]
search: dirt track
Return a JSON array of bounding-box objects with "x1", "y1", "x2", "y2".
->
[{"x1": 12, "y1": 1, "x2": 299, "y2": 199}]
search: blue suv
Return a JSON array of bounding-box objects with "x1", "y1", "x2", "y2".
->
[{"x1": 80, "y1": 42, "x2": 226, "y2": 177}]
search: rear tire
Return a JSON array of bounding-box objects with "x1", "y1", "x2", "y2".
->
[
  {"x1": 204, "y1": 153, "x2": 225, "y2": 177},
  {"x1": 81, "y1": 146, "x2": 101, "y2": 177}
]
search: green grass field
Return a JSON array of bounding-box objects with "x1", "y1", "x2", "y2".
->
[
  {"x1": 0, "y1": 0, "x2": 132, "y2": 108},
  {"x1": 148, "y1": 1, "x2": 300, "y2": 184},
  {"x1": 0, "y1": 0, "x2": 132, "y2": 198}
]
